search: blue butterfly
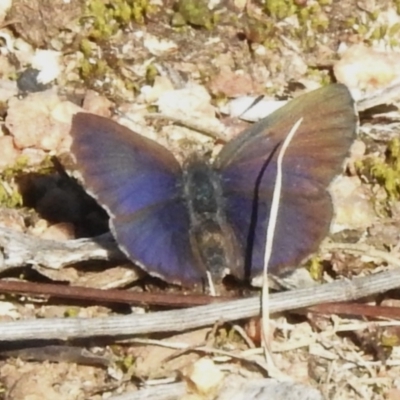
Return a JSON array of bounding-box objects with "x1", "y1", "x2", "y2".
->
[{"x1": 70, "y1": 84, "x2": 357, "y2": 286}]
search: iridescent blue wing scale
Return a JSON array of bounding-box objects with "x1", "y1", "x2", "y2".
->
[
  {"x1": 70, "y1": 114, "x2": 205, "y2": 284},
  {"x1": 214, "y1": 84, "x2": 357, "y2": 280}
]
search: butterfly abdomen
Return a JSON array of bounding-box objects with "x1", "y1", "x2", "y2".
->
[{"x1": 183, "y1": 158, "x2": 242, "y2": 283}]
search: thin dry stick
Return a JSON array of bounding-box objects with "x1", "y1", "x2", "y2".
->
[
  {"x1": 322, "y1": 242, "x2": 400, "y2": 266},
  {"x1": 128, "y1": 338, "x2": 268, "y2": 372},
  {"x1": 261, "y1": 118, "x2": 303, "y2": 363},
  {"x1": 146, "y1": 111, "x2": 229, "y2": 141},
  {"x1": 108, "y1": 381, "x2": 186, "y2": 400},
  {"x1": 1, "y1": 268, "x2": 400, "y2": 342},
  {"x1": 357, "y1": 78, "x2": 400, "y2": 111}
]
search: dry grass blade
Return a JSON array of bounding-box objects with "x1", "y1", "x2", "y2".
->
[{"x1": 261, "y1": 118, "x2": 303, "y2": 366}]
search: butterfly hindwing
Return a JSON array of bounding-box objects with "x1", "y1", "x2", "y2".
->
[{"x1": 110, "y1": 198, "x2": 205, "y2": 283}]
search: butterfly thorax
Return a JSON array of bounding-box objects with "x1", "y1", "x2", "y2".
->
[{"x1": 182, "y1": 157, "x2": 242, "y2": 284}]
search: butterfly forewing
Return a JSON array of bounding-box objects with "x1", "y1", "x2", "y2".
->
[
  {"x1": 71, "y1": 113, "x2": 204, "y2": 284},
  {"x1": 214, "y1": 84, "x2": 357, "y2": 279},
  {"x1": 71, "y1": 114, "x2": 182, "y2": 215}
]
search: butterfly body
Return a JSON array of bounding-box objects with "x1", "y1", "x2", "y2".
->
[
  {"x1": 70, "y1": 84, "x2": 358, "y2": 286},
  {"x1": 183, "y1": 158, "x2": 242, "y2": 282}
]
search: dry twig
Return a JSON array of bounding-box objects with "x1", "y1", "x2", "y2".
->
[
  {"x1": 0, "y1": 226, "x2": 125, "y2": 272},
  {"x1": 0, "y1": 267, "x2": 400, "y2": 342}
]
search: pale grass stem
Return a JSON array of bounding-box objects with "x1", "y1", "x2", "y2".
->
[{"x1": 261, "y1": 118, "x2": 304, "y2": 371}]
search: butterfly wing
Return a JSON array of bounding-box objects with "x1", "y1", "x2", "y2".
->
[
  {"x1": 214, "y1": 84, "x2": 358, "y2": 279},
  {"x1": 70, "y1": 113, "x2": 204, "y2": 284}
]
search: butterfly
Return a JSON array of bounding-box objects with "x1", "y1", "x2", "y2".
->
[{"x1": 70, "y1": 84, "x2": 357, "y2": 286}]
